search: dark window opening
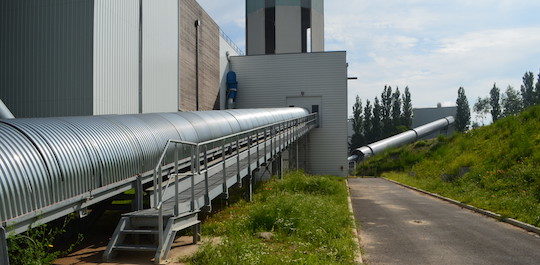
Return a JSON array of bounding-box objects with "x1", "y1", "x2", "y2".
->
[
  {"x1": 301, "y1": 0, "x2": 312, "y2": 53},
  {"x1": 312, "y1": 105, "x2": 320, "y2": 127},
  {"x1": 265, "y1": 0, "x2": 276, "y2": 54}
]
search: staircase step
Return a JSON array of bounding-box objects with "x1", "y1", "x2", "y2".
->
[
  {"x1": 121, "y1": 229, "x2": 159, "y2": 235},
  {"x1": 113, "y1": 244, "x2": 158, "y2": 251}
]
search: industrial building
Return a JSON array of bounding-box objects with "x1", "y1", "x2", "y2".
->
[
  {"x1": 0, "y1": 0, "x2": 352, "y2": 263},
  {"x1": 0, "y1": 0, "x2": 242, "y2": 117}
]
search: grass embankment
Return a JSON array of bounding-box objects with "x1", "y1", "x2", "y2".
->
[
  {"x1": 183, "y1": 171, "x2": 358, "y2": 265},
  {"x1": 355, "y1": 106, "x2": 540, "y2": 226}
]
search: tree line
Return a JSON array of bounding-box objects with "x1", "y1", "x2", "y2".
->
[
  {"x1": 350, "y1": 86, "x2": 413, "y2": 151},
  {"x1": 455, "y1": 69, "x2": 540, "y2": 131}
]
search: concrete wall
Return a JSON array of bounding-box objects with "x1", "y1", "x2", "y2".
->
[
  {"x1": 413, "y1": 106, "x2": 457, "y2": 139},
  {"x1": 179, "y1": 0, "x2": 220, "y2": 111},
  {"x1": 311, "y1": 5, "x2": 324, "y2": 52},
  {"x1": 231, "y1": 52, "x2": 348, "y2": 176},
  {"x1": 93, "y1": 0, "x2": 140, "y2": 115},
  {"x1": 246, "y1": 5, "x2": 266, "y2": 55},
  {"x1": 276, "y1": 5, "x2": 302, "y2": 53},
  {"x1": 0, "y1": 0, "x2": 94, "y2": 118}
]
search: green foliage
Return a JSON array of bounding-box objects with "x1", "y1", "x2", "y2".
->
[
  {"x1": 356, "y1": 106, "x2": 540, "y2": 226},
  {"x1": 490, "y1": 83, "x2": 501, "y2": 122},
  {"x1": 502, "y1": 85, "x2": 522, "y2": 117},
  {"x1": 391, "y1": 87, "x2": 402, "y2": 130},
  {"x1": 350, "y1": 96, "x2": 364, "y2": 151},
  {"x1": 7, "y1": 216, "x2": 83, "y2": 265},
  {"x1": 521, "y1": 71, "x2": 535, "y2": 108},
  {"x1": 381, "y1": 86, "x2": 393, "y2": 138},
  {"x1": 456, "y1": 86, "x2": 471, "y2": 132},
  {"x1": 371, "y1": 97, "x2": 382, "y2": 142},
  {"x1": 473, "y1": 97, "x2": 491, "y2": 125},
  {"x1": 402, "y1": 87, "x2": 413, "y2": 129},
  {"x1": 185, "y1": 171, "x2": 357, "y2": 265}
]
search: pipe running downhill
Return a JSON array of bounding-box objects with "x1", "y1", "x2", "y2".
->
[{"x1": 349, "y1": 116, "x2": 455, "y2": 162}]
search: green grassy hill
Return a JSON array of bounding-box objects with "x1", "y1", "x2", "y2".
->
[{"x1": 355, "y1": 106, "x2": 540, "y2": 226}]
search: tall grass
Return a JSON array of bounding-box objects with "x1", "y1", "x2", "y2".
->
[
  {"x1": 355, "y1": 106, "x2": 540, "y2": 226},
  {"x1": 184, "y1": 171, "x2": 357, "y2": 265}
]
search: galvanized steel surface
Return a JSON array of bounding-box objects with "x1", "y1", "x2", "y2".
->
[
  {"x1": 0, "y1": 108, "x2": 308, "y2": 223},
  {"x1": 0, "y1": 100, "x2": 14, "y2": 119},
  {"x1": 351, "y1": 116, "x2": 455, "y2": 160}
]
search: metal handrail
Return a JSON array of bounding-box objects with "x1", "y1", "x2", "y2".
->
[{"x1": 152, "y1": 113, "x2": 318, "y2": 251}]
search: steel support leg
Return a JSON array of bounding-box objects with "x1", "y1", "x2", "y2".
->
[
  {"x1": 192, "y1": 223, "x2": 201, "y2": 244},
  {"x1": 1, "y1": 226, "x2": 9, "y2": 265},
  {"x1": 247, "y1": 174, "x2": 253, "y2": 202},
  {"x1": 134, "y1": 175, "x2": 143, "y2": 211}
]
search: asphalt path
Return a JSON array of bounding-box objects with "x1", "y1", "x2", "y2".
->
[{"x1": 348, "y1": 178, "x2": 540, "y2": 265}]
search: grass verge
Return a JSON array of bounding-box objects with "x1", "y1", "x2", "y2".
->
[{"x1": 182, "y1": 171, "x2": 358, "y2": 265}]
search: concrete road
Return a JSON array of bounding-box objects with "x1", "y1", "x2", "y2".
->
[{"x1": 349, "y1": 178, "x2": 540, "y2": 265}]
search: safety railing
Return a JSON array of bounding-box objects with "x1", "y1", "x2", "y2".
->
[{"x1": 151, "y1": 113, "x2": 318, "y2": 251}]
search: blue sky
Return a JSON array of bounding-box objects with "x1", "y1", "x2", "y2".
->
[{"x1": 198, "y1": 0, "x2": 540, "y2": 117}]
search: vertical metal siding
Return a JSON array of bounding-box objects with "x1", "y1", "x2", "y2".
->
[
  {"x1": 0, "y1": 0, "x2": 94, "y2": 118},
  {"x1": 141, "y1": 0, "x2": 179, "y2": 113},
  {"x1": 231, "y1": 52, "x2": 348, "y2": 176},
  {"x1": 93, "y1": 0, "x2": 139, "y2": 115}
]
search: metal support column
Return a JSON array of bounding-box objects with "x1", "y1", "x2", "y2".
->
[
  {"x1": 1, "y1": 226, "x2": 9, "y2": 265},
  {"x1": 134, "y1": 175, "x2": 144, "y2": 211}
]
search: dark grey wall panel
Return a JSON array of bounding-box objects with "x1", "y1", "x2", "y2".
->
[{"x1": 0, "y1": 0, "x2": 94, "y2": 118}]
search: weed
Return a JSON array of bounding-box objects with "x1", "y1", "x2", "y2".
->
[
  {"x1": 184, "y1": 171, "x2": 357, "y2": 265},
  {"x1": 7, "y1": 215, "x2": 83, "y2": 265}
]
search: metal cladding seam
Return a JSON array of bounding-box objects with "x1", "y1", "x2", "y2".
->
[{"x1": 0, "y1": 108, "x2": 309, "y2": 223}]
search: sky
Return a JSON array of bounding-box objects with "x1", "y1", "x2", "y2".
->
[{"x1": 197, "y1": 0, "x2": 540, "y2": 117}]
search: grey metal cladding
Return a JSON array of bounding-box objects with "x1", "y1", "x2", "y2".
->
[
  {"x1": 0, "y1": 108, "x2": 308, "y2": 223},
  {"x1": 0, "y1": 0, "x2": 94, "y2": 118}
]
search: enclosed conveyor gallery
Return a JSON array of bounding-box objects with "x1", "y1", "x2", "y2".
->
[{"x1": 0, "y1": 108, "x2": 309, "y2": 232}]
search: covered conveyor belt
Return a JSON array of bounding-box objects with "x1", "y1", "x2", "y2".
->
[{"x1": 0, "y1": 107, "x2": 317, "y2": 265}]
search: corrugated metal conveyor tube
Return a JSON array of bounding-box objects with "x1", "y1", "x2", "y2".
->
[
  {"x1": 350, "y1": 116, "x2": 455, "y2": 161},
  {"x1": 0, "y1": 108, "x2": 309, "y2": 224}
]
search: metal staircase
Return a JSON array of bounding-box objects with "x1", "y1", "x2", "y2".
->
[{"x1": 104, "y1": 113, "x2": 317, "y2": 263}]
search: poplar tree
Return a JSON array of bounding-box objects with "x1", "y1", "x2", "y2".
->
[
  {"x1": 489, "y1": 83, "x2": 501, "y2": 122},
  {"x1": 455, "y1": 87, "x2": 471, "y2": 132},
  {"x1": 391, "y1": 87, "x2": 402, "y2": 130},
  {"x1": 350, "y1": 96, "x2": 364, "y2": 150},
  {"x1": 372, "y1": 97, "x2": 382, "y2": 141},
  {"x1": 521, "y1": 72, "x2": 535, "y2": 108},
  {"x1": 535, "y1": 70, "x2": 540, "y2": 105},
  {"x1": 363, "y1": 100, "x2": 373, "y2": 143},
  {"x1": 402, "y1": 86, "x2": 413, "y2": 128},
  {"x1": 381, "y1": 86, "x2": 393, "y2": 137}
]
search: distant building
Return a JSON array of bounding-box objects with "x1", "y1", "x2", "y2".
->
[{"x1": 412, "y1": 104, "x2": 457, "y2": 139}]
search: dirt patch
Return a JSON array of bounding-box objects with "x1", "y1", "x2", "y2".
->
[{"x1": 54, "y1": 236, "x2": 220, "y2": 265}]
